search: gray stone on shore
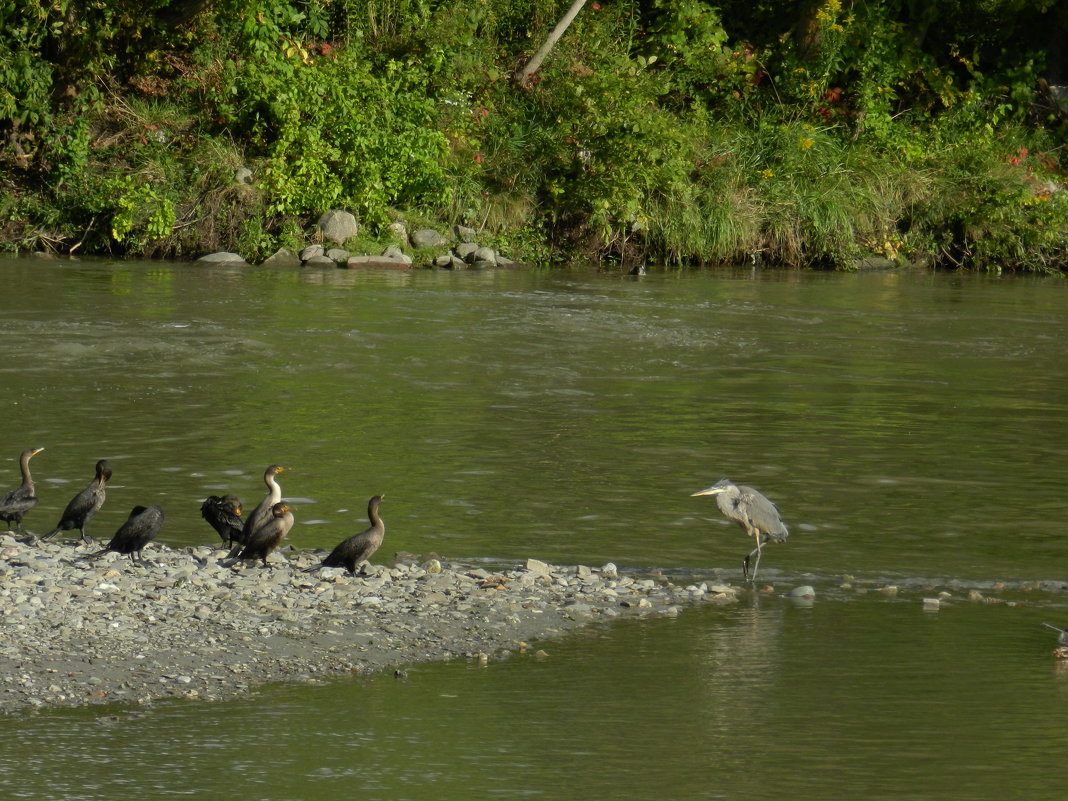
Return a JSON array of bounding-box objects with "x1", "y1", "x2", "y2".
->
[
  {"x1": 326, "y1": 247, "x2": 351, "y2": 263},
  {"x1": 196, "y1": 251, "x2": 248, "y2": 265},
  {"x1": 381, "y1": 246, "x2": 412, "y2": 266},
  {"x1": 302, "y1": 255, "x2": 336, "y2": 267},
  {"x1": 300, "y1": 244, "x2": 325, "y2": 261},
  {"x1": 434, "y1": 255, "x2": 467, "y2": 270},
  {"x1": 261, "y1": 248, "x2": 301, "y2": 267},
  {"x1": 473, "y1": 246, "x2": 497, "y2": 265},
  {"x1": 454, "y1": 224, "x2": 477, "y2": 243},
  {"x1": 410, "y1": 227, "x2": 448, "y2": 248},
  {"x1": 387, "y1": 221, "x2": 408, "y2": 243},
  {"x1": 455, "y1": 242, "x2": 479, "y2": 262},
  {"x1": 525, "y1": 558, "x2": 553, "y2": 578},
  {"x1": 318, "y1": 210, "x2": 358, "y2": 245}
]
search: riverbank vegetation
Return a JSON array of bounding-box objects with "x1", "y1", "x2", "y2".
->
[{"x1": 1, "y1": 0, "x2": 1066, "y2": 270}]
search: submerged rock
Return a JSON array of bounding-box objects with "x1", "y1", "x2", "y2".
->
[
  {"x1": 196, "y1": 251, "x2": 247, "y2": 264},
  {"x1": 345, "y1": 255, "x2": 413, "y2": 270}
]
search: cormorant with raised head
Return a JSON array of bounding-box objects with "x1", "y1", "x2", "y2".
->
[
  {"x1": 40, "y1": 459, "x2": 112, "y2": 545},
  {"x1": 305, "y1": 495, "x2": 385, "y2": 575},
  {"x1": 227, "y1": 502, "x2": 294, "y2": 568},
  {"x1": 0, "y1": 447, "x2": 45, "y2": 533},
  {"x1": 92, "y1": 505, "x2": 164, "y2": 563},
  {"x1": 240, "y1": 465, "x2": 286, "y2": 546},
  {"x1": 201, "y1": 494, "x2": 244, "y2": 546}
]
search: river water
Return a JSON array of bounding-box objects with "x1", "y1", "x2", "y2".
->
[{"x1": 0, "y1": 258, "x2": 1066, "y2": 799}]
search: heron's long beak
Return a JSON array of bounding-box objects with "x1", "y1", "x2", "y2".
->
[{"x1": 690, "y1": 487, "x2": 724, "y2": 497}]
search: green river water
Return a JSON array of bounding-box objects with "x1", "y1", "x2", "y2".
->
[{"x1": 0, "y1": 258, "x2": 1066, "y2": 799}]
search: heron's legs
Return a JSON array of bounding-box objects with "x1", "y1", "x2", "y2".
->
[
  {"x1": 741, "y1": 525, "x2": 764, "y2": 582},
  {"x1": 743, "y1": 540, "x2": 763, "y2": 582}
]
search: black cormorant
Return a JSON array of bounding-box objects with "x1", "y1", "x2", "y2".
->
[
  {"x1": 227, "y1": 502, "x2": 294, "y2": 568},
  {"x1": 305, "y1": 495, "x2": 385, "y2": 575},
  {"x1": 0, "y1": 447, "x2": 45, "y2": 533},
  {"x1": 40, "y1": 459, "x2": 112, "y2": 545},
  {"x1": 92, "y1": 505, "x2": 164, "y2": 563},
  {"x1": 201, "y1": 494, "x2": 244, "y2": 546},
  {"x1": 240, "y1": 465, "x2": 286, "y2": 546}
]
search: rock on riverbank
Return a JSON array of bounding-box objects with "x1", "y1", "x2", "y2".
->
[
  {"x1": 196, "y1": 215, "x2": 528, "y2": 270},
  {"x1": 0, "y1": 536, "x2": 738, "y2": 713}
]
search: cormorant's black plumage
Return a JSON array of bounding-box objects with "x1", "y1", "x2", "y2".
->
[
  {"x1": 240, "y1": 465, "x2": 285, "y2": 545},
  {"x1": 93, "y1": 505, "x2": 164, "y2": 563},
  {"x1": 305, "y1": 495, "x2": 385, "y2": 575},
  {"x1": 41, "y1": 459, "x2": 112, "y2": 545},
  {"x1": 201, "y1": 494, "x2": 244, "y2": 546},
  {"x1": 0, "y1": 447, "x2": 44, "y2": 533},
  {"x1": 227, "y1": 502, "x2": 294, "y2": 568}
]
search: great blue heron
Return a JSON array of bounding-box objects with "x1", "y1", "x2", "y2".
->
[
  {"x1": 691, "y1": 478, "x2": 789, "y2": 582},
  {"x1": 1044, "y1": 623, "x2": 1068, "y2": 659}
]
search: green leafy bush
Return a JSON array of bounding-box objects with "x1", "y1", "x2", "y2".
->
[
  {"x1": 223, "y1": 32, "x2": 449, "y2": 225},
  {"x1": 0, "y1": 0, "x2": 1065, "y2": 269}
]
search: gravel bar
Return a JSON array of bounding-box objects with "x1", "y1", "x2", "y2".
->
[{"x1": 0, "y1": 535, "x2": 739, "y2": 712}]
